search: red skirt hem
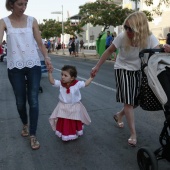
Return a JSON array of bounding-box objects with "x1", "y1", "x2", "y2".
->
[{"x1": 56, "y1": 118, "x2": 84, "y2": 141}]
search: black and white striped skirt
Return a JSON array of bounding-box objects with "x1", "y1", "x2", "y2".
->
[{"x1": 115, "y1": 69, "x2": 141, "y2": 106}]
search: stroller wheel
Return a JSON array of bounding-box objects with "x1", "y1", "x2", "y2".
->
[{"x1": 137, "y1": 147, "x2": 158, "y2": 170}]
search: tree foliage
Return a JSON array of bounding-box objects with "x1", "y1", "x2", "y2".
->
[
  {"x1": 64, "y1": 20, "x2": 84, "y2": 36},
  {"x1": 39, "y1": 0, "x2": 170, "y2": 38},
  {"x1": 78, "y1": 0, "x2": 165, "y2": 31},
  {"x1": 79, "y1": 1, "x2": 134, "y2": 31},
  {"x1": 38, "y1": 19, "x2": 84, "y2": 39},
  {"x1": 39, "y1": 19, "x2": 61, "y2": 39},
  {"x1": 130, "y1": 0, "x2": 170, "y2": 15}
]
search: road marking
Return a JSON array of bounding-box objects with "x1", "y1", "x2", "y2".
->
[{"x1": 53, "y1": 68, "x2": 116, "y2": 92}]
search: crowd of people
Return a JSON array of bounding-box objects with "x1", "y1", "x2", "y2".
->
[{"x1": 1, "y1": 0, "x2": 170, "y2": 151}]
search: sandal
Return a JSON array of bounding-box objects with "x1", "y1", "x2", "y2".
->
[
  {"x1": 128, "y1": 138, "x2": 137, "y2": 147},
  {"x1": 30, "y1": 136, "x2": 40, "y2": 150},
  {"x1": 113, "y1": 114, "x2": 124, "y2": 128},
  {"x1": 21, "y1": 124, "x2": 29, "y2": 137}
]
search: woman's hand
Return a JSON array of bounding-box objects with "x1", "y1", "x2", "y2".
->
[
  {"x1": 45, "y1": 57, "x2": 53, "y2": 72},
  {"x1": 91, "y1": 66, "x2": 99, "y2": 78},
  {"x1": 163, "y1": 44, "x2": 170, "y2": 53}
]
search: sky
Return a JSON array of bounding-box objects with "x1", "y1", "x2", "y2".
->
[{"x1": 0, "y1": 0, "x2": 95, "y2": 23}]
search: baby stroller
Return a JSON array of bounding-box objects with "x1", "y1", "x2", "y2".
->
[{"x1": 137, "y1": 49, "x2": 170, "y2": 170}]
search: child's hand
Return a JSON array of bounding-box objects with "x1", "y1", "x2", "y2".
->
[{"x1": 48, "y1": 68, "x2": 53, "y2": 73}]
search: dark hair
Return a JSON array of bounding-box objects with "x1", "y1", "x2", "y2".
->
[
  {"x1": 61, "y1": 65, "x2": 77, "y2": 78},
  {"x1": 166, "y1": 33, "x2": 170, "y2": 45},
  {"x1": 6, "y1": 0, "x2": 16, "y2": 11},
  {"x1": 6, "y1": 0, "x2": 28, "y2": 11}
]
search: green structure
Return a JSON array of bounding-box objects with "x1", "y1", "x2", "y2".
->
[
  {"x1": 96, "y1": 32, "x2": 107, "y2": 57},
  {"x1": 96, "y1": 32, "x2": 117, "y2": 59}
]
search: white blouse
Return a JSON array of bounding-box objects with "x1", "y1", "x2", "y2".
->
[
  {"x1": 113, "y1": 32, "x2": 159, "y2": 71},
  {"x1": 53, "y1": 80, "x2": 85, "y2": 104},
  {"x1": 3, "y1": 16, "x2": 41, "y2": 69}
]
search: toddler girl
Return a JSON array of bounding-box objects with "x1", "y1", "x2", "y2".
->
[{"x1": 49, "y1": 65, "x2": 93, "y2": 141}]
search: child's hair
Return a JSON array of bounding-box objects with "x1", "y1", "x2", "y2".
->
[{"x1": 61, "y1": 65, "x2": 77, "y2": 78}]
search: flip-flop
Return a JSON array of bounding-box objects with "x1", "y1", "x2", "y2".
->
[
  {"x1": 113, "y1": 114, "x2": 124, "y2": 128},
  {"x1": 128, "y1": 138, "x2": 137, "y2": 147}
]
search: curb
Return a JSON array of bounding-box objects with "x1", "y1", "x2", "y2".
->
[{"x1": 50, "y1": 51, "x2": 100, "y2": 60}]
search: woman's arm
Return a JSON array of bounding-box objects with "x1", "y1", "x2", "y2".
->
[
  {"x1": 91, "y1": 43, "x2": 116, "y2": 77},
  {"x1": 0, "y1": 19, "x2": 5, "y2": 45},
  {"x1": 32, "y1": 18, "x2": 53, "y2": 70}
]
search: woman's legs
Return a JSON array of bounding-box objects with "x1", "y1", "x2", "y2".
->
[
  {"x1": 26, "y1": 66, "x2": 41, "y2": 136},
  {"x1": 116, "y1": 104, "x2": 137, "y2": 146},
  {"x1": 8, "y1": 68, "x2": 28, "y2": 125},
  {"x1": 123, "y1": 104, "x2": 136, "y2": 139}
]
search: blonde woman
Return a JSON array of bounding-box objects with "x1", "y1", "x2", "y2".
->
[{"x1": 91, "y1": 11, "x2": 159, "y2": 147}]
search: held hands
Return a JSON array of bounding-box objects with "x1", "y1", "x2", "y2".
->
[
  {"x1": 91, "y1": 66, "x2": 99, "y2": 78},
  {"x1": 45, "y1": 57, "x2": 53, "y2": 72}
]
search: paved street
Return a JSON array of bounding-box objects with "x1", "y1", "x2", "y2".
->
[{"x1": 0, "y1": 54, "x2": 169, "y2": 170}]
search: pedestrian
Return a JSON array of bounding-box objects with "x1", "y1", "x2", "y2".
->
[
  {"x1": 91, "y1": 11, "x2": 159, "y2": 147},
  {"x1": 105, "y1": 30, "x2": 113, "y2": 49},
  {"x1": 49, "y1": 65, "x2": 93, "y2": 141},
  {"x1": 47, "y1": 39, "x2": 51, "y2": 53},
  {"x1": 75, "y1": 36, "x2": 79, "y2": 57},
  {"x1": 68, "y1": 38, "x2": 72, "y2": 55},
  {"x1": 71, "y1": 37, "x2": 76, "y2": 56},
  {"x1": 80, "y1": 39, "x2": 84, "y2": 52},
  {"x1": 105, "y1": 30, "x2": 113, "y2": 60},
  {"x1": 0, "y1": 0, "x2": 53, "y2": 150},
  {"x1": 111, "y1": 32, "x2": 117, "y2": 41}
]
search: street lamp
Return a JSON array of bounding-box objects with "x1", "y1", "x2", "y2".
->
[{"x1": 51, "y1": 5, "x2": 65, "y2": 55}]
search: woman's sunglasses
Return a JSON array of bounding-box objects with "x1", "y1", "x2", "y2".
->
[{"x1": 124, "y1": 25, "x2": 134, "y2": 32}]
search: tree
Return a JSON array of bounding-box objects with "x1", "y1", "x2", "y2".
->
[
  {"x1": 79, "y1": 0, "x2": 134, "y2": 32},
  {"x1": 39, "y1": 19, "x2": 62, "y2": 39},
  {"x1": 129, "y1": 0, "x2": 170, "y2": 15},
  {"x1": 64, "y1": 19, "x2": 84, "y2": 36},
  {"x1": 38, "y1": 19, "x2": 84, "y2": 39}
]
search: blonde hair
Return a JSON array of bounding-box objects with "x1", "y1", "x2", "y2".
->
[{"x1": 123, "y1": 11, "x2": 151, "y2": 50}]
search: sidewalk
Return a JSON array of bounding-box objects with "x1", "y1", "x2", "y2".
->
[
  {"x1": 51, "y1": 48, "x2": 100, "y2": 60},
  {"x1": 51, "y1": 49, "x2": 116, "y2": 62}
]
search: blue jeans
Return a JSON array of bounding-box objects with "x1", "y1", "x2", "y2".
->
[{"x1": 8, "y1": 66, "x2": 41, "y2": 135}]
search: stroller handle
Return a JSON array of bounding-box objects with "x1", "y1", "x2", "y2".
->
[{"x1": 139, "y1": 48, "x2": 164, "y2": 58}]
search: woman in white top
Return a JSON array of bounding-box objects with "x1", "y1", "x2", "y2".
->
[
  {"x1": 0, "y1": 0, "x2": 53, "y2": 150},
  {"x1": 91, "y1": 11, "x2": 160, "y2": 147}
]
